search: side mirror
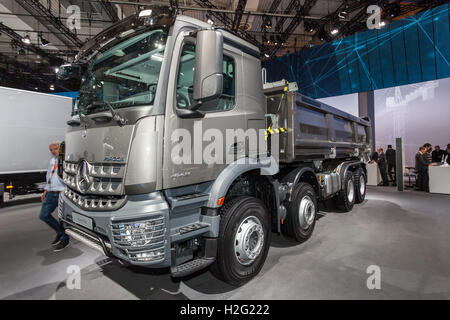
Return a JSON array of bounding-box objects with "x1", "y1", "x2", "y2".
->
[
  {"x1": 193, "y1": 29, "x2": 223, "y2": 103},
  {"x1": 57, "y1": 63, "x2": 84, "y2": 81}
]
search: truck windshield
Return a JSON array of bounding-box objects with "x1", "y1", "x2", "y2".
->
[{"x1": 77, "y1": 29, "x2": 167, "y2": 114}]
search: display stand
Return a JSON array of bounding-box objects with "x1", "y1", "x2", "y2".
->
[
  {"x1": 366, "y1": 162, "x2": 381, "y2": 186},
  {"x1": 429, "y1": 166, "x2": 450, "y2": 194}
]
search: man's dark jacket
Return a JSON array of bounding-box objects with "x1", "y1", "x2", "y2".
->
[
  {"x1": 415, "y1": 152, "x2": 429, "y2": 172},
  {"x1": 386, "y1": 148, "x2": 396, "y2": 165}
]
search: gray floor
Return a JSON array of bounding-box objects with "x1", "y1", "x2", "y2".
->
[{"x1": 1, "y1": 186, "x2": 450, "y2": 300}]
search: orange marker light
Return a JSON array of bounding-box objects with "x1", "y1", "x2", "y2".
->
[{"x1": 217, "y1": 196, "x2": 225, "y2": 206}]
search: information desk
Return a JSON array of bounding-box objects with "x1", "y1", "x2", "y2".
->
[
  {"x1": 429, "y1": 165, "x2": 450, "y2": 195},
  {"x1": 366, "y1": 162, "x2": 381, "y2": 186}
]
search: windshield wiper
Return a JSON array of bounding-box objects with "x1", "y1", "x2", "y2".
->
[{"x1": 106, "y1": 102, "x2": 127, "y2": 126}]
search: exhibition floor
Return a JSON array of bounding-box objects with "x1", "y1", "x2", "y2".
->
[{"x1": 1, "y1": 186, "x2": 449, "y2": 300}]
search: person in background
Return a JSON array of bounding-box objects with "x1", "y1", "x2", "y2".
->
[
  {"x1": 423, "y1": 143, "x2": 432, "y2": 163},
  {"x1": 385, "y1": 144, "x2": 396, "y2": 186},
  {"x1": 39, "y1": 142, "x2": 70, "y2": 252},
  {"x1": 432, "y1": 145, "x2": 444, "y2": 163},
  {"x1": 415, "y1": 146, "x2": 437, "y2": 192},
  {"x1": 370, "y1": 150, "x2": 378, "y2": 163},
  {"x1": 443, "y1": 144, "x2": 450, "y2": 165},
  {"x1": 376, "y1": 147, "x2": 389, "y2": 186},
  {"x1": 415, "y1": 146, "x2": 427, "y2": 191}
]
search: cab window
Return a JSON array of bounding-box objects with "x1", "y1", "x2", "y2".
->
[{"x1": 175, "y1": 43, "x2": 235, "y2": 112}]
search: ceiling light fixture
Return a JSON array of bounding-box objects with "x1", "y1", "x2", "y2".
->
[
  {"x1": 21, "y1": 34, "x2": 31, "y2": 45},
  {"x1": 39, "y1": 32, "x2": 50, "y2": 46},
  {"x1": 206, "y1": 12, "x2": 214, "y2": 25},
  {"x1": 264, "y1": 16, "x2": 272, "y2": 30}
]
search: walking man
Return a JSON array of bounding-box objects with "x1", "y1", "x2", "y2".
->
[{"x1": 39, "y1": 142, "x2": 70, "y2": 251}]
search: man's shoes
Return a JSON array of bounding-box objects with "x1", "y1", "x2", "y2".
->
[
  {"x1": 51, "y1": 235, "x2": 61, "y2": 246},
  {"x1": 54, "y1": 239, "x2": 70, "y2": 252}
]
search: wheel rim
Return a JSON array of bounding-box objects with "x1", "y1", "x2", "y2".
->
[
  {"x1": 359, "y1": 175, "x2": 366, "y2": 196},
  {"x1": 347, "y1": 179, "x2": 355, "y2": 203},
  {"x1": 298, "y1": 195, "x2": 315, "y2": 229},
  {"x1": 234, "y1": 216, "x2": 265, "y2": 266}
]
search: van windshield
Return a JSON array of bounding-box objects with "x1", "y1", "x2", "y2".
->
[{"x1": 77, "y1": 29, "x2": 167, "y2": 114}]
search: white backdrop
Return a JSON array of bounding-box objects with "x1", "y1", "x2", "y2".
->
[{"x1": 318, "y1": 77, "x2": 450, "y2": 166}]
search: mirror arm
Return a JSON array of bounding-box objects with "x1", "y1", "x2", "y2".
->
[{"x1": 190, "y1": 100, "x2": 202, "y2": 111}]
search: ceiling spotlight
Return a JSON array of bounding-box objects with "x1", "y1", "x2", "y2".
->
[
  {"x1": 49, "y1": 84, "x2": 55, "y2": 91},
  {"x1": 390, "y1": 3, "x2": 400, "y2": 18},
  {"x1": 264, "y1": 53, "x2": 270, "y2": 58},
  {"x1": 330, "y1": 28, "x2": 339, "y2": 35},
  {"x1": 54, "y1": 67, "x2": 59, "y2": 73},
  {"x1": 39, "y1": 33, "x2": 50, "y2": 46},
  {"x1": 206, "y1": 12, "x2": 214, "y2": 25},
  {"x1": 276, "y1": 35, "x2": 283, "y2": 45},
  {"x1": 338, "y1": 11, "x2": 348, "y2": 19},
  {"x1": 379, "y1": 21, "x2": 386, "y2": 27},
  {"x1": 270, "y1": 35, "x2": 276, "y2": 45},
  {"x1": 21, "y1": 34, "x2": 31, "y2": 45},
  {"x1": 264, "y1": 17, "x2": 272, "y2": 30},
  {"x1": 304, "y1": 21, "x2": 315, "y2": 33}
]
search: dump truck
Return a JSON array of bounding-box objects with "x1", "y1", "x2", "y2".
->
[
  {"x1": 0, "y1": 86, "x2": 72, "y2": 206},
  {"x1": 57, "y1": 5, "x2": 371, "y2": 286}
]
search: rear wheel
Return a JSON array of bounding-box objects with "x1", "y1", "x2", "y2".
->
[
  {"x1": 336, "y1": 171, "x2": 355, "y2": 212},
  {"x1": 210, "y1": 196, "x2": 271, "y2": 286},
  {"x1": 281, "y1": 183, "x2": 317, "y2": 243},
  {"x1": 354, "y1": 168, "x2": 366, "y2": 204}
]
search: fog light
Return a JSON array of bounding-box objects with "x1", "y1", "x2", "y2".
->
[
  {"x1": 129, "y1": 249, "x2": 164, "y2": 262},
  {"x1": 112, "y1": 218, "x2": 165, "y2": 247}
]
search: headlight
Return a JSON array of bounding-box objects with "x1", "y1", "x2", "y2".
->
[{"x1": 111, "y1": 217, "x2": 165, "y2": 247}]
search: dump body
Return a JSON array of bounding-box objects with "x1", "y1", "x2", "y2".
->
[{"x1": 264, "y1": 82, "x2": 371, "y2": 163}]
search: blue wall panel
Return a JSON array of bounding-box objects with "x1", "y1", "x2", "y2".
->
[{"x1": 263, "y1": 3, "x2": 450, "y2": 99}]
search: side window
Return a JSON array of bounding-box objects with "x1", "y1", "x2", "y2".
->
[{"x1": 175, "y1": 43, "x2": 235, "y2": 112}]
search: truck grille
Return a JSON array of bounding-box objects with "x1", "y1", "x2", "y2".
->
[
  {"x1": 64, "y1": 188, "x2": 126, "y2": 211},
  {"x1": 63, "y1": 161, "x2": 127, "y2": 211},
  {"x1": 63, "y1": 161, "x2": 125, "y2": 196}
]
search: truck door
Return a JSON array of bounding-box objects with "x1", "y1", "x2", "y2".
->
[{"x1": 163, "y1": 32, "x2": 247, "y2": 189}]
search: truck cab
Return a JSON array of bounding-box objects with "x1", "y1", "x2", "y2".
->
[{"x1": 58, "y1": 5, "x2": 370, "y2": 286}]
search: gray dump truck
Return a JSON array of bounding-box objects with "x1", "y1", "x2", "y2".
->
[{"x1": 57, "y1": 6, "x2": 371, "y2": 286}]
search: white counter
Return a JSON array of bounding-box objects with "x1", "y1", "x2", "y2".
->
[
  {"x1": 429, "y1": 165, "x2": 450, "y2": 195},
  {"x1": 366, "y1": 162, "x2": 381, "y2": 186}
]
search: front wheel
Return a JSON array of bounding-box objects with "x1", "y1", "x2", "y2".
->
[{"x1": 210, "y1": 196, "x2": 271, "y2": 286}]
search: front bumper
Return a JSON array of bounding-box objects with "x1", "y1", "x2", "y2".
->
[{"x1": 58, "y1": 191, "x2": 171, "y2": 268}]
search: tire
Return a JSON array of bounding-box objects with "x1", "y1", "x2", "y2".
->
[
  {"x1": 210, "y1": 196, "x2": 271, "y2": 286},
  {"x1": 336, "y1": 171, "x2": 355, "y2": 212},
  {"x1": 281, "y1": 183, "x2": 317, "y2": 243},
  {"x1": 354, "y1": 168, "x2": 366, "y2": 204}
]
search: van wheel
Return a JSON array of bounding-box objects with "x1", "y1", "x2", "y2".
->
[
  {"x1": 210, "y1": 196, "x2": 271, "y2": 286},
  {"x1": 354, "y1": 168, "x2": 366, "y2": 204},
  {"x1": 281, "y1": 183, "x2": 317, "y2": 242},
  {"x1": 336, "y1": 171, "x2": 355, "y2": 212}
]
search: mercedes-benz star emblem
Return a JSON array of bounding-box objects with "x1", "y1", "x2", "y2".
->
[{"x1": 76, "y1": 160, "x2": 91, "y2": 194}]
